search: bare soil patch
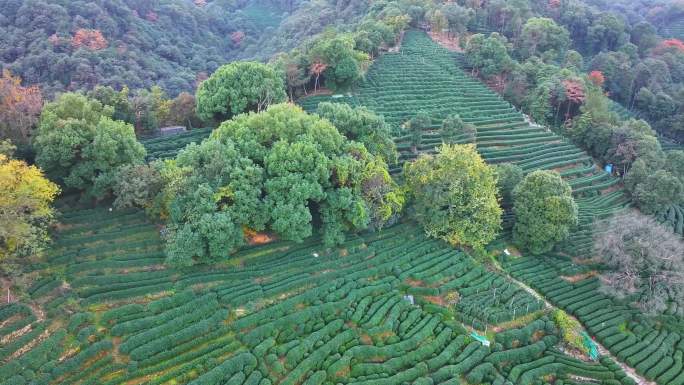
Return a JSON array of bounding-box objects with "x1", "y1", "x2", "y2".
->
[
  {"x1": 428, "y1": 32, "x2": 464, "y2": 52},
  {"x1": 561, "y1": 272, "x2": 598, "y2": 283}
]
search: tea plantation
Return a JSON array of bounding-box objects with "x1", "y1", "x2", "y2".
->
[
  {"x1": 0, "y1": 207, "x2": 646, "y2": 385},
  {"x1": 300, "y1": 30, "x2": 630, "y2": 255},
  {"x1": 505, "y1": 255, "x2": 684, "y2": 384},
  {"x1": 5, "y1": 30, "x2": 682, "y2": 385},
  {"x1": 141, "y1": 128, "x2": 213, "y2": 161}
]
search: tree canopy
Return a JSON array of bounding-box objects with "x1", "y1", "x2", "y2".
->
[
  {"x1": 440, "y1": 114, "x2": 476, "y2": 144},
  {"x1": 466, "y1": 33, "x2": 515, "y2": 79},
  {"x1": 518, "y1": 17, "x2": 570, "y2": 61},
  {"x1": 196, "y1": 61, "x2": 286, "y2": 123},
  {"x1": 513, "y1": 170, "x2": 578, "y2": 254},
  {"x1": 316, "y1": 102, "x2": 398, "y2": 164},
  {"x1": 0, "y1": 70, "x2": 43, "y2": 149},
  {"x1": 0, "y1": 0, "x2": 341, "y2": 97},
  {"x1": 0, "y1": 153, "x2": 59, "y2": 259},
  {"x1": 594, "y1": 211, "x2": 684, "y2": 315},
  {"x1": 33, "y1": 93, "x2": 146, "y2": 197},
  {"x1": 404, "y1": 144, "x2": 502, "y2": 249},
  {"x1": 164, "y1": 103, "x2": 403, "y2": 266},
  {"x1": 308, "y1": 33, "x2": 370, "y2": 91}
]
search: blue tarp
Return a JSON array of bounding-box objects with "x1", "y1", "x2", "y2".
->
[
  {"x1": 470, "y1": 331, "x2": 490, "y2": 346},
  {"x1": 582, "y1": 331, "x2": 600, "y2": 360}
]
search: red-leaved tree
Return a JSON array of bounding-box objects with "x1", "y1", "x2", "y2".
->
[
  {"x1": 560, "y1": 79, "x2": 585, "y2": 122},
  {"x1": 588, "y1": 71, "x2": 605, "y2": 88},
  {"x1": 653, "y1": 38, "x2": 684, "y2": 55},
  {"x1": 72, "y1": 29, "x2": 108, "y2": 51},
  {"x1": 231, "y1": 31, "x2": 246, "y2": 46},
  {"x1": 0, "y1": 70, "x2": 43, "y2": 144}
]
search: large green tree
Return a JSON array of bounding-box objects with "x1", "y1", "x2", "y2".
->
[
  {"x1": 631, "y1": 170, "x2": 683, "y2": 214},
  {"x1": 195, "y1": 62, "x2": 286, "y2": 123},
  {"x1": 308, "y1": 34, "x2": 370, "y2": 91},
  {"x1": 165, "y1": 104, "x2": 403, "y2": 266},
  {"x1": 513, "y1": 170, "x2": 578, "y2": 254},
  {"x1": 1, "y1": 152, "x2": 59, "y2": 259},
  {"x1": 404, "y1": 144, "x2": 502, "y2": 249},
  {"x1": 466, "y1": 33, "x2": 515, "y2": 79},
  {"x1": 518, "y1": 18, "x2": 570, "y2": 61},
  {"x1": 34, "y1": 93, "x2": 146, "y2": 197},
  {"x1": 316, "y1": 102, "x2": 398, "y2": 164},
  {"x1": 408, "y1": 111, "x2": 431, "y2": 152}
]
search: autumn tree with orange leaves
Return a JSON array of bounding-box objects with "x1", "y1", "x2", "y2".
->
[
  {"x1": 588, "y1": 71, "x2": 605, "y2": 88},
  {"x1": 71, "y1": 29, "x2": 108, "y2": 51},
  {"x1": 310, "y1": 62, "x2": 328, "y2": 92},
  {"x1": 0, "y1": 70, "x2": 43, "y2": 145}
]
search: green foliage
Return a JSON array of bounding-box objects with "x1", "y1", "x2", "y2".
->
[
  {"x1": 494, "y1": 163, "x2": 523, "y2": 208},
  {"x1": 666, "y1": 150, "x2": 684, "y2": 182},
  {"x1": 409, "y1": 112, "x2": 431, "y2": 148},
  {"x1": 88, "y1": 86, "x2": 202, "y2": 135},
  {"x1": 309, "y1": 33, "x2": 370, "y2": 91},
  {"x1": 0, "y1": 1, "x2": 310, "y2": 97},
  {"x1": 440, "y1": 114, "x2": 475, "y2": 143},
  {"x1": 165, "y1": 103, "x2": 402, "y2": 266},
  {"x1": 112, "y1": 162, "x2": 166, "y2": 215},
  {"x1": 196, "y1": 61, "x2": 286, "y2": 123},
  {"x1": 316, "y1": 102, "x2": 398, "y2": 164},
  {"x1": 88, "y1": 86, "x2": 135, "y2": 124},
  {"x1": 553, "y1": 309, "x2": 588, "y2": 353},
  {"x1": 631, "y1": 170, "x2": 683, "y2": 214},
  {"x1": 513, "y1": 170, "x2": 578, "y2": 254},
  {"x1": 34, "y1": 93, "x2": 145, "y2": 197},
  {"x1": 518, "y1": 18, "x2": 571, "y2": 61},
  {"x1": 0, "y1": 140, "x2": 16, "y2": 157},
  {"x1": 466, "y1": 33, "x2": 515, "y2": 78},
  {"x1": 404, "y1": 144, "x2": 502, "y2": 248}
]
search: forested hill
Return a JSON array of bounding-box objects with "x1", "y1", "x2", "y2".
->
[{"x1": 0, "y1": 0, "x2": 368, "y2": 96}]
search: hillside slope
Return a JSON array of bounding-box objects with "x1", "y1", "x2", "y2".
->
[
  {"x1": 2, "y1": 206, "x2": 648, "y2": 385},
  {"x1": 300, "y1": 30, "x2": 631, "y2": 256},
  {"x1": 4, "y1": 31, "x2": 682, "y2": 385},
  {"x1": 0, "y1": 0, "x2": 366, "y2": 96}
]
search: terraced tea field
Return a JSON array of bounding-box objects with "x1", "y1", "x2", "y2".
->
[
  {"x1": 506, "y1": 256, "x2": 684, "y2": 384},
  {"x1": 302, "y1": 33, "x2": 684, "y2": 383},
  {"x1": 7, "y1": 28, "x2": 682, "y2": 385},
  {"x1": 2, "y1": 207, "x2": 648, "y2": 385},
  {"x1": 300, "y1": 30, "x2": 630, "y2": 254},
  {"x1": 140, "y1": 128, "x2": 213, "y2": 161}
]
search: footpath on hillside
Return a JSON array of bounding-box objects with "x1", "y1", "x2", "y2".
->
[{"x1": 497, "y1": 263, "x2": 653, "y2": 385}]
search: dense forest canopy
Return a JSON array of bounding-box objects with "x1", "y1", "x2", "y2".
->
[{"x1": 0, "y1": 0, "x2": 371, "y2": 97}]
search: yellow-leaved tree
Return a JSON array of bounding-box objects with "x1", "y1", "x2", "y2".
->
[
  {"x1": 0, "y1": 149, "x2": 60, "y2": 259},
  {"x1": 404, "y1": 144, "x2": 502, "y2": 249}
]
